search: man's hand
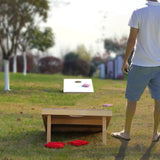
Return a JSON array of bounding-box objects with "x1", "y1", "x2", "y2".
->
[{"x1": 122, "y1": 62, "x2": 129, "y2": 74}]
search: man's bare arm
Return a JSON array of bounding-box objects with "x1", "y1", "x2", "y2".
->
[{"x1": 122, "y1": 27, "x2": 139, "y2": 74}]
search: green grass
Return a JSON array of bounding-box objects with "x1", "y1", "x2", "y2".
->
[{"x1": 0, "y1": 72, "x2": 160, "y2": 160}]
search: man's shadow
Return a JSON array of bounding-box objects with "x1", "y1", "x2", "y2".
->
[
  {"x1": 115, "y1": 139, "x2": 129, "y2": 160},
  {"x1": 140, "y1": 142, "x2": 156, "y2": 160},
  {"x1": 114, "y1": 140, "x2": 156, "y2": 160}
]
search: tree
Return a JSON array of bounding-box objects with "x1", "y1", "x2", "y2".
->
[
  {"x1": 29, "y1": 27, "x2": 55, "y2": 53},
  {"x1": 10, "y1": 54, "x2": 34, "y2": 73},
  {"x1": 75, "y1": 44, "x2": 91, "y2": 61},
  {"x1": 63, "y1": 52, "x2": 90, "y2": 76},
  {"x1": 0, "y1": 0, "x2": 49, "y2": 90},
  {"x1": 63, "y1": 59, "x2": 90, "y2": 76},
  {"x1": 104, "y1": 37, "x2": 127, "y2": 55},
  {"x1": 19, "y1": 26, "x2": 55, "y2": 75},
  {"x1": 63, "y1": 52, "x2": 79, "y2": 61}
]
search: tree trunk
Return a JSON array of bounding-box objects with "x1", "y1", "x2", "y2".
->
[
  {"x1": 23, "y1": 52, "x2": 27, "y2": 76},
  {"x1": 4, "y1": 60, "x2": 10, "y2": 91},
  {"x1": 13, "y1": 54, "x2": 17, "y2": 73}
]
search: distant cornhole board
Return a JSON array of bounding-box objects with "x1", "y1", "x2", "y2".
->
[{"x1": 63, "y1": 79, "x2": 94, "y2": 93}]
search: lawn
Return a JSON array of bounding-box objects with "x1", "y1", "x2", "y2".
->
[{"x1": 0, "y1": 72, "x2": 160, "y2": 160}]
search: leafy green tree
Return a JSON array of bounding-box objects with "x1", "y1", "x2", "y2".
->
[
  {"x1": 29, "y1": 27, "x2": 55, "y2": 53},
  {"x1": 18, "y1": 26, "x2": 54, "y2": 75},
  {"x1": 0, "y1": 0, "x2": 49, "y2": 90}
]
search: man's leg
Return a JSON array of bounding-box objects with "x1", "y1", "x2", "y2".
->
[
  {"x1": 152, "y1": 100, "x2": 160, "y2": 142},
  {"x1": 124, "y1": 100, "x2": 137, "y2": 134},
  {"x1": 111, "y1": 100, "x2": 137, "y2": 140}
]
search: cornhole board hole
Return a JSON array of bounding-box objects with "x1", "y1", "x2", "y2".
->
[
  {"x1": 63, "y1": 79, "x2": 94, "y2": 93},
  {"x1": 42, "y1": 108, "x2": 112, "y2": 145}
]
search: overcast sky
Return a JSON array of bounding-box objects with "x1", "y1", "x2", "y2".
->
[{"x1": 44, "y1": 0, "x2": 146, "y2": 57}]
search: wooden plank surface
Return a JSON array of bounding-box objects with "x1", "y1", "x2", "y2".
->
[
  {"x1": 47, "y1": 115, "x2": 51, "y2": 143},
  {"x1": 102, "y1": 116, "x2": 107, "y2": 145},
  {"x1": 42, "y1": 108, "x2": 112, "y2": 117},
  {"x1": 51, "y1": 116, "x2": 102, "y2": 125}
]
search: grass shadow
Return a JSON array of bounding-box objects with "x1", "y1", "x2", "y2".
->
[
  {"x1": 0, "y1": 130, "x2": 108, "y2": 159},
  {"x1": 140, "y1": 142, "x2": 156, "y2": 160},
  {"x1": 115, "y1": 139, "x2": 129, "y2": 160},
  {"x1": 51, "y1": 131, "x2": 98, "y2": 142}
]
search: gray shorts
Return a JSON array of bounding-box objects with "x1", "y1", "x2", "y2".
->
[{"x1": 126, "y1": 65, "x2": 160, "y2": 101}]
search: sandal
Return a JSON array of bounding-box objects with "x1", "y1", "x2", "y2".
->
[
  {"x1": 111, "y1": 131, "x2": 130, "y2": 141},
  {"x1": 152, "y1": 133, "x2": 160, "y2": 142}
]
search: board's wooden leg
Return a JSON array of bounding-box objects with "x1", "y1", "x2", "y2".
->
[
  {"x1": 47, "y1": 115, "x2": 51, "y2": 143},
  {"x1": 102, "y1": 116, "x2": 107, "y2": 145}
]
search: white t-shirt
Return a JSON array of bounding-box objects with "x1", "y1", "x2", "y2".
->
[{"x1": 129, "y1": 1, "x2": 160, "y2": 67}]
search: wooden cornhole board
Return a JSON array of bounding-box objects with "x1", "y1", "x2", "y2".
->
[
  {"x1": 42, "y1": 108, "x2": 112, "y2": 145},
  {"x1": 63, "y1": 79, "x2": 94, "y2": 93}
]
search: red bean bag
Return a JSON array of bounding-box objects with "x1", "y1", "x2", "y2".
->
[
  {"x1": 45, "y1": 142, "x2": 66, "y2": 148},
  {"x1": 68, "y1": 140, "x2": 89, "y2": 146}
]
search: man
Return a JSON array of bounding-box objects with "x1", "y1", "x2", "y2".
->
[{"x1": 112, "y1": 0, "x2": 160, "y2": 142}]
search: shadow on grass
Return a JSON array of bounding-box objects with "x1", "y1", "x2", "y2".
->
[
  {"x1": 51, "y1": 131, "x2": 96, "y2": 142},
  {"x1": 0, "y1": 130, "x2": 100, "y2": 157},
  {"x1": 115, "y1": 139, "x2": 129, "y2": 160},
  {"x1": 140, "y1": 142, "x2": 156, "y2": 160},
  {"x1": 1, "y1": 130, "x2": 158, "y2": 159},
  {"x1": 114, "y1": 140, "x2": 157, "y2": 160},
  {"x1": 0, "y1": 130, "x2": 46, "y2": 158}
]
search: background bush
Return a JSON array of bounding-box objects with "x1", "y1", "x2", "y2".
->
[
  {"x1": 63, "y1": 59, "x2": 90, "y2": 76},
  {"x1": 38, "y1": 56, "x2": 63, "y2": 74}
]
